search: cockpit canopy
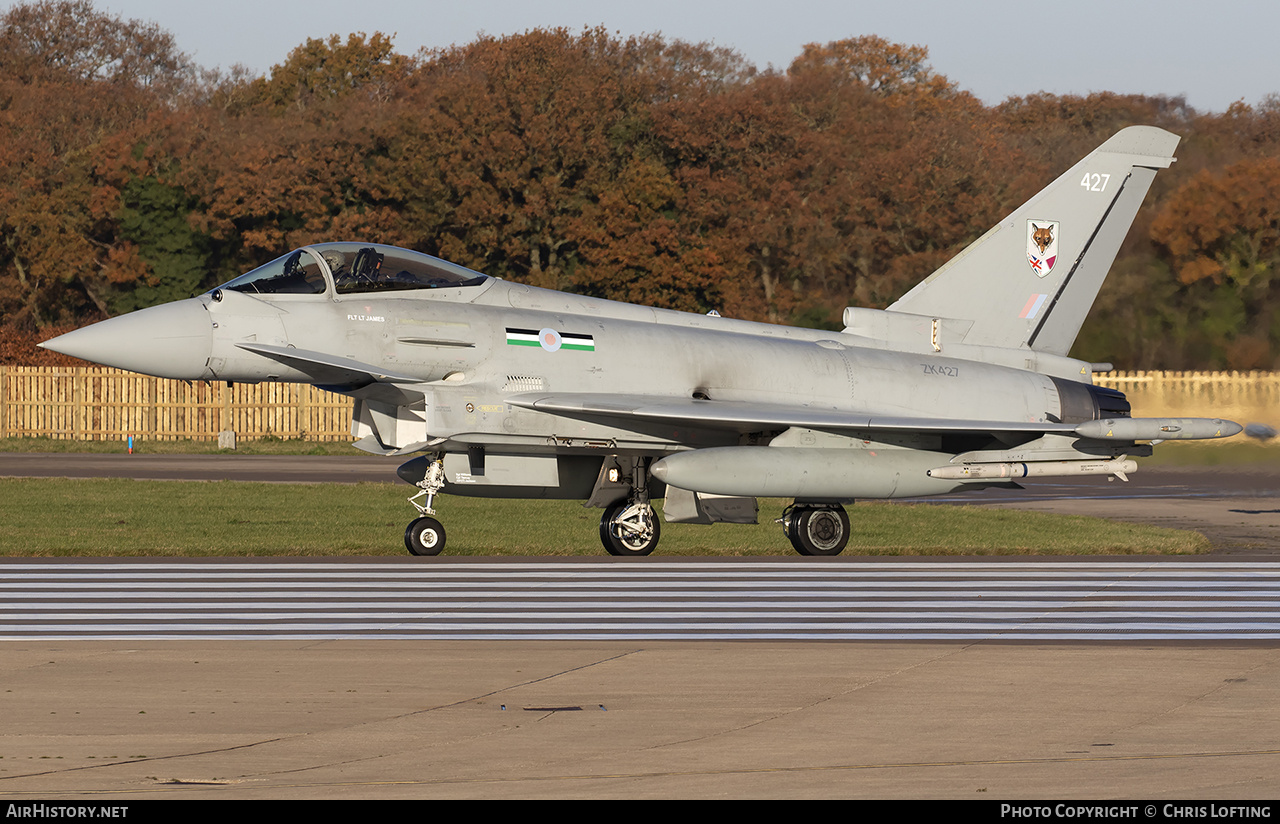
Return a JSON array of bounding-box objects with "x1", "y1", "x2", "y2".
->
[{"x1": 217, "y1": 243, "x2": 490, "y2": 296}]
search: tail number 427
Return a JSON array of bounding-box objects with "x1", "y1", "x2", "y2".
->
[{"x1": 1081, "y1": 172, "x2": 1111, "y2": 192}]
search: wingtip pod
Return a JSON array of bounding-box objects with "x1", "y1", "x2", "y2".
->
[{"x1": 1074, "y1": 418, "x2": 1243, "y2": 441}]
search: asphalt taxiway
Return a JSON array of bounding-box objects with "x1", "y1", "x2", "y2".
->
[{"x1": 1, "y1": 636, "x2": 1278, "y2": 799}]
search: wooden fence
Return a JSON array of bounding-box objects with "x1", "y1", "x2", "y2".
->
[
  {"x1": 0, "y1": 366, "x2": 354, "y2": 441},
  {"x1": 0, "y1": 366, "x2": 1275, "y2": 443},
  {"x1": 1095, "y1": 370, "x2": 1280, "y2": 429}
]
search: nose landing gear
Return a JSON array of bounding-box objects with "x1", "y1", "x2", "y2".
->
[{"x1": 405, "y1": 454, "x2": 447, "y2": 556}]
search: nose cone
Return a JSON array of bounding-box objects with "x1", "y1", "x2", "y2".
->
[{"x1": 39, "y1": 298, "x2": 213, "y2": 379}]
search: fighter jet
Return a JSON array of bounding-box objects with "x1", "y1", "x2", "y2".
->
[{"x1": 41, "y1": 126, "x2": 1240, "y2": 557}]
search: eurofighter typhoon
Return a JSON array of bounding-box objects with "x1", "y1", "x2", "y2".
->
[{"x1": 42, "y1": 127, "x2": 1240, "y2": 556}]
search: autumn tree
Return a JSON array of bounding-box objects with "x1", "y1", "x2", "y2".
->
[
  {"x1": 1145, "y1": 156, "x2": 1280, "y2": 368},
  {"x1": 158, "y1": 31, "x2": 420, "y2": 280},
  {"x1": 0, "y1": 0, "x2": 191, "y2": 94},
  {"x1": 380, "y1": 28, "x2": 753, "y2": 314},
  {"x1": 788, "y1": 36, "x2": 959, "y2": 111},
  {"x1": 652, "y1": 71, "x2": 854, "y2": 322},
  {"x1": 996, "y1": 92, "x2": 1195, "y2": 178},
  {"x1": 228, "y1": 31, "x2": 411, "y2": 113},
  {"x1": 778, "y1": 39, "x2": 1019, "y2": 316},
  {"x1": 0, "y1": 0, "x2": 196, "y2": 327}
]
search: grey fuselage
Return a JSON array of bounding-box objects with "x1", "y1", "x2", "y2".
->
[
  {"x1": 195, "y1": 264, "x2": 1106, "y2": 503},
  {"x1": 215, "y1": 277, "x2": 1067, "y2": 424},
  {"x1": 41, "y1": 242, "x2": 1130, "y2": 503}
]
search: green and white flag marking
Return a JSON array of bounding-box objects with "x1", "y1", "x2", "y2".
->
[{"x1": 506, "y1": 327, "x2": 595, "y2": 352}]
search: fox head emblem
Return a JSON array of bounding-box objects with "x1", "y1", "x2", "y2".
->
[{"x1": 1031, "y1": 223, "x2": 1054, "y2": 255}]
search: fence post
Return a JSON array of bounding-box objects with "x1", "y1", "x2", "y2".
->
[
  {"x1": 221, "y1": 381, "x2": 235, "y2": 443},
  {"x1": 299, "y1": 384, "x2": 310, "y2": 440},
  {"x1": 72, "y1": 368, "x2": 82, "y2": 441},
  {"x1": 146, "y1": 376, "x2": 156, "y2": 439}
]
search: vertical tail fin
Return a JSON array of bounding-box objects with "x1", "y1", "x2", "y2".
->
[{"x1": 887, "y1": 126, "x2": 1179, "y2": 355}]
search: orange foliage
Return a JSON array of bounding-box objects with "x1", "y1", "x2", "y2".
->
[
  {"x1": 1151, "y1": 156, "x2": 1280, "y2": 286},
  {"x1": 1, "y1": 4, "x2": 1279, "y2": 369}
]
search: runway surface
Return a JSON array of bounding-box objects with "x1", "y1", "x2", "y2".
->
[{"x1": 4, "y1": 558, "x2": 1280, "y2": 641}]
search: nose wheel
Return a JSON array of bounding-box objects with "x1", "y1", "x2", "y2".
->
[
  {"x1": 781, "y1": 504, "x2": 850, "y2": 556},
  {"x1": 405, "y1": 516, "x2": 446, "y2": 556}
]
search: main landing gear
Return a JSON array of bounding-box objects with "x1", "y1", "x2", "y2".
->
[
  {"x1": 599, "y1": 500, "x2": 661, "y2": 556},
  {"x1": 598, "y1": 458, "x2": 660, "y2": 556},
  {"x1": 779, "y1": 503, "x2": 850, "y2": 556}
]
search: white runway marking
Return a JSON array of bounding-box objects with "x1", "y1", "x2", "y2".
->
[{"x1": 2, "y1": 560, "x2": 1278, "y2": 641}]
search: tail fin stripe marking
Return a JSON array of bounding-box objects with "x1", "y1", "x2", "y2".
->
[{"x1": 1019, "y1": 294, "x2": 1049, "y2": 319}]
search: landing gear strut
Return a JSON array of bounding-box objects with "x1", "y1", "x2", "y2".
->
[
  {"x1": 780, "y1": 503, "x2": 850, "y2": 556},
  {"x1": 405, "y1": 453, "x2": 447, "y2": 556}
]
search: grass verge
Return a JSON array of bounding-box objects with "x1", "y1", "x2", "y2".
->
[{"x1": 0, "y1": 477, "x2": 1209, "y2": 557}]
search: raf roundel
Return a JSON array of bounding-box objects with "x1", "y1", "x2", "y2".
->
[{"x1": 539, "y1": 328, "x2": 562, "y2": 352}]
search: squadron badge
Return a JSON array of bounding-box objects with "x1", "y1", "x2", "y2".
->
[{"x1": 1026, "y1": 220, "x2": 1059, "y2": 278}]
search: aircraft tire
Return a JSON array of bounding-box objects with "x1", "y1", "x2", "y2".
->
[
  {"x1": 599, "y1": 502, "x2": 660, "y2": 556},
  {"x1": 787, "y1": 505, "x2": 849, "y2": 557},
  {"x1": 405, "y1": 516, "x2": 446, "y2": 556}
]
